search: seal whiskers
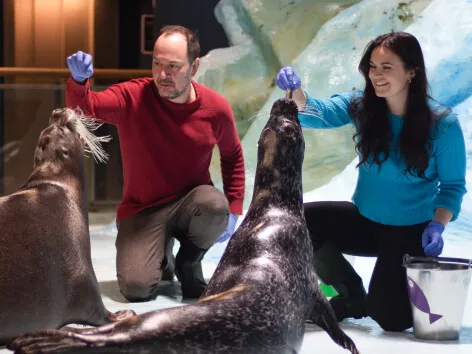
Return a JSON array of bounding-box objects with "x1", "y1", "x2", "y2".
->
[{"x1": 58, "y1": 107, "x2": 111, "y2": 163}]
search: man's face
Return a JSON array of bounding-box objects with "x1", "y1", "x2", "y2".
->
[{"x1": 152, "y1": 33, "x2": 198, "y2": 102}]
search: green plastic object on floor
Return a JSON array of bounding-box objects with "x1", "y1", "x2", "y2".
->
[{"x1": 319, "y1": 282, "x2": 338, "y2": 297}]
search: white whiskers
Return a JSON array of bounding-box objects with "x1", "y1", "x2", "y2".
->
[
  {"x1": 296, "y1": 104, "x2": 328, "y2": 124},
  {"x1": 248, "y1": 108, "x2": 272, "y2": 124},
  {"x1": 247, "y1": 102, "x2": 327, "y2": 126},
  {"x1": 70, "y1": 108, "x2": 112, "y2": 163}
]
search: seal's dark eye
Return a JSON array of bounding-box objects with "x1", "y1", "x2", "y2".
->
[
  {"x1": 65, "y1": 122, "x2": 76, "y2": 132},
  {"x1": 40, "y1": 137, "x2": 50, "y2": 150}
]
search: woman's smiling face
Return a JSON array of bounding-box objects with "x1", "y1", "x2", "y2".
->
[{"x1": 368, "y1": 46, "x2": 415, "y2": 112}]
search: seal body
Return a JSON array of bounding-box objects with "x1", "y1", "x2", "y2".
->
[
  {"x1": 9, "y1": 100, "x2": 359, "y2": 354},
  {"x1": 0, "y1": 108, "x2": 134, "y2": 345}
]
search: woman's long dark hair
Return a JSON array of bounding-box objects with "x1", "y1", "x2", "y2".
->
[{"x1": 350, "y1": 32, "x2": 447, "y2": 178}]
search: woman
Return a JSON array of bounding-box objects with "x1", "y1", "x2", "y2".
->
[{"x1": 275, "y1": 32, "x2": 467, "y2": 332}]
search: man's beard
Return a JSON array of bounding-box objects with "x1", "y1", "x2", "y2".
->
[
  {"x1": 158, "y1": 71, "x2": 192, "y2": 100},
  {"x1": 164, "y1": 84, "x2": 188, "y2": 100}
]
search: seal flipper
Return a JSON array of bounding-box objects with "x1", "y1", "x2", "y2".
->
[
  {"x1": 308, "y1": 292, "x2": 360, "y2": 354},
  {"x1": 8, "y1": 328, "x2": 126, "y2": 354},
  {"x1": 106, "y1": 309, "x2": 136, "y2": 323},
  {"x1": 68, "y1": 273, "x2": 136, "y2": 327},
  {"x1": 9, "y1": 330, "x2": 87, "y2": 354}
]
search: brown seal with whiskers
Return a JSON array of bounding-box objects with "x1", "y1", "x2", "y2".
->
[{"x1": 0, "y1": 108, "x2": 135, "y2": 345}]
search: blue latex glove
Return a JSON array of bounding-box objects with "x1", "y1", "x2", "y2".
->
[
  {"x1": 422, "y1": 220, "x2": 445, "y2": 257},
  {"x1": 66, "y1": 51, "x2": 94, "y2": 83},
  {"x1": 275, "y1": 66, "x2": 302, "y2": 91},
  {"x1": 216, "y1": 213, "x2": 238, "y2": 243}
]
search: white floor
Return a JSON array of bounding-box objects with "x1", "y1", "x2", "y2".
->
[{"x1": 2, "y1": 219, "x2": 471, "y2": 354}]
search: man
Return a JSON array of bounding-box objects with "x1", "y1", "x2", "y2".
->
[{"x1": 66, "y1": 25, "x2": 245, "y2": 301}]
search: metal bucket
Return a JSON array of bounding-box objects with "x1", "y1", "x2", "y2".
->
[{"x1": 403, "y1": 254, "x2": 472, "y2": 340}]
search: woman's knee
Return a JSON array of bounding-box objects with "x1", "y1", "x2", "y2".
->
[
  {"x1": 371, "y1": 313, "x2": 412, "y2": 332},
  {"x1": 368, "y1": 301, "x2": 413, "y2": 332}
]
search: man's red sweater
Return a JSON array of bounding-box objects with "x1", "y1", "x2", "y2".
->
[{"x1": 66, "y1": 77, "x2": 245, "y2": 222}]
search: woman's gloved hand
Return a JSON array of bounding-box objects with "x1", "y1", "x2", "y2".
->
[
  {"x1": 422, "y1": 220, "x2": 445, "y2": 257},
  {"x1": 276, "y1": 66, "x2": 301, "y2": 91}
]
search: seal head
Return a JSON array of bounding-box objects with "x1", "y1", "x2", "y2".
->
[{"x1": 255, "y1": 96, "x2": 304, "y2": 210}]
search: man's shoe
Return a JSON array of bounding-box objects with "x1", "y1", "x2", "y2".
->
[
  {"x1": 161, "y1": 238, "x2": 176, "y2": 281},
  {"x1": 175, "y1": 242, "x2": 208, "y2": 299},
  {"x1": 161, "y1": 254, "x2": 176, "y2": 281}
]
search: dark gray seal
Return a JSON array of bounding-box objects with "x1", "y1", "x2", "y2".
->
[
  {"x1": 0, "y1": 108, "x2": 135, "y2": 345},
  {"x1": 8, "y1": 96, "x2": 359, "y2": 354}
]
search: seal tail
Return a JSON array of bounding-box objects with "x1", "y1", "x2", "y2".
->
[{"x1": 308, "y1": 294, "x2": 360, "y2": 354}]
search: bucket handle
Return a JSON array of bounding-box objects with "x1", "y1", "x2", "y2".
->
[{"x1": 403, "y1": 254, "x2": 472, "y2": 268}]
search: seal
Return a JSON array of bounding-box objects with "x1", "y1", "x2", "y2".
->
[
  {"x1": 8, "y1": 96, "x2": 359, "y2": 354},
  {"x1": 0, "y1": 108, "x2": 135, "y2": 345}
]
